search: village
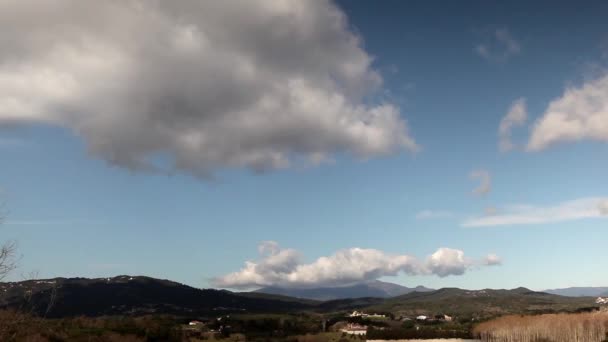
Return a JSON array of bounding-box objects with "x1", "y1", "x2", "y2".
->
[{"x1": 338, "y1": 310, "x2": 455, "y2": 336}]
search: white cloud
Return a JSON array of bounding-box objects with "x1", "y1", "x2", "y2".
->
[
  {"x1": 0, "y1": 1, "x2": 418, "y2": 177},
  {"x1": 425, "y1": 248, "x2": 471, "y2": 277},
  {"x1": 470, "y1": 169, "x2": 491, "y2": 196},
  {"x1": 528, "y1": 72, "x2": 608, "y2": 151},
  {"x1": 213, "y1": 241, "x2": 500, "y2": 289},
  {"x1": 475, "y1": 28, "x2": 521, "y2": 63},
  {"x1": 499, "y1": 98, "x2": 527, "y2": 152},
  {"x1": 462, "y1": 197, "x2": 608, "y2": 227},
  {"x1": 599, "y1": 200, "x2": 608, "y2": 216},
  {"x1": 415, "y1": 210, "x2": 454, "y2": 220},
  {"x1": 483, "y1": 254, "x2": 502, "y2": 266}
]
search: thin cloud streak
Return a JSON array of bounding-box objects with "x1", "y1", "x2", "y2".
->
[
  {"x1": 4, "y1": 219, "x2": 100, "y2": 226},
  {"x1": 415, "y1": 210, "x2": 454, "y2": 220},
  {"x1": 462, "y1": 197, "x2": 608, "y2": 227}
]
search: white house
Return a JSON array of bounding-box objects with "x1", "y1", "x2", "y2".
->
[
  {"x1": 340, "y1": 323, "x2": 367, "y2": 335},
  {"x1": 416, "y1": 315, "x2": 427, "y2": 321}
]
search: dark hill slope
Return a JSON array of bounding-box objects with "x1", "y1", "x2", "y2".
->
[
  {"x1": 0, "y1": 276, "x2": 313, "y2": 317},
  {"x1": 365, "y1": 287, "x2": 596, "y2": 318}
]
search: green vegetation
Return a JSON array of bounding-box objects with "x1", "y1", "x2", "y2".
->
[
  {"x1": 0, "y1": 311, "x2": 184, "y2": 341},
  {"x1": 366, "y1": 287, "x2": 595, "y2": 320}
]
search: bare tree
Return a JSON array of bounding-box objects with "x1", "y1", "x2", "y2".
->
[
  {"x1": 0, "y1": 240, "x2": 17, "y2": 281},
  {"x1": 0, "y1": 207, "x2": 17, "y2": 281}
]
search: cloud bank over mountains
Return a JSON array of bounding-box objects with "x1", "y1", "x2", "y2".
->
[
  {"x1": 0, "y1": 0, "x2": 417, "y2": 176},
  {"x1": 213, "y1": 241, "x2": 500, "y2": 289}
]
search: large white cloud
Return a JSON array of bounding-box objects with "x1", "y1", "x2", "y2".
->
[
  {"x1": 528, "y1": 73, "x2": 608, "y2": 151},
  {"x1": 0, "y1": 1, "x2": 418, "y2": 176},
  {"x1": 462, "y1": 197, "x2": 608, "y2": 227},
  {"x1": 213, "y1": 242, "x2": 500, "y2": 289},
  {"x1": 499, "y1": 98, "x2": 527, "y2": 152}
]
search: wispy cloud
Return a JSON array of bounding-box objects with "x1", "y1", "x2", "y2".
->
[
  {"x1": 4, "y1": 219, "x2": 99, "y2": 226},
  {"x1": 416, "y1": 210, "x2": 454, "y2": 220},
  {"x1": 499, "y1": 98, "x2": 527, "y2": 152},
  {"x1": 213, "y1": 242, "x2": 500, "y2": 289},
  {"x1": 0, "y1": 138, "x2": 24, "y2": 148},
  {"x1": 475, "y1": 28, "x2": 521, "y2": 63},
  {"x1": 462, "y1": 197, "x2": 608, "y2": 227},
  {"x1": 470, "y1": 169, "x2": 491, "y2": 196}
]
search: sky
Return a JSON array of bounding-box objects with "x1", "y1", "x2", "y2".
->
[{"x1": 1, "y1": 0, "x2": 607, "y2": 291}]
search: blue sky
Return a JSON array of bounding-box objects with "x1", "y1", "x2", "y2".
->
[{"x1": 1, "y1": 1, "x2": 607, "y2": 290}]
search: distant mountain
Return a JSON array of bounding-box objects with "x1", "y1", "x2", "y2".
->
[
  {"x1": 253, "y1": 280, "x2": 433, "y2": 301},
  {"x1": 544, "y1": 287, "x2": 608, "y2": 297},
  {"x1": 0, "y1": 275, "x2": 314, "y2": 318},
  {"x1": 367, "y1": 287, "x2": 597, "y2": 318}
]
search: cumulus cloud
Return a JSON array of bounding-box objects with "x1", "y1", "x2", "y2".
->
[
  {"x1": 475, "y1": 28, "x2": 521, "y2": 63},
  {"x1": 499, "y1": 98, "x2": 527, "y2": 152},
  {"x1": 425, "y1": 248, "x2": 471, "y2": 277},
  {"x1": 415, "y1": 210, "x2": 454, "y2": 220},
  {"x1": 470, "y1": 169, "x2": 491, "y2": 196},
  {"x1": 528, "y1": 73, "x2": 608, "y2": 151},
  {"x1": 0, "y1": 1, "x2": 418, "y2": 177},
  {"x1": 213, "y1": 242, "x2": 500, "y2": 289},
  {"x1": 462, "y1": 197, "x2": 608, "y2": 227}
]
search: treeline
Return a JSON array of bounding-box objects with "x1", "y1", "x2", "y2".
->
[
  {"x1": 0, "y1": 310, "x2": 184, "y2": 341},
  {"x1": 473, "y1": 312, "x2": 608, "y2": 342}
]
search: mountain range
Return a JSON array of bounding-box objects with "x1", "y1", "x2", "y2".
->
[
  {"x1": 543, "y1": 287, "x2": 608, "y2": 297},
  {"x1": 253, "y1": 280, "x2": 434, "y2": 301},
  {"x1": 0, "y1": 275, "x2": 601, "y2": 319}
]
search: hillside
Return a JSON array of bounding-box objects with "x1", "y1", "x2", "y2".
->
[
  {"x1": 254, "y1": 280, "x2": 433, "y2": 301},
  {"x1": 0, "y1": 276, "x2": 599, "y2": 320},
  {"x1": 365, "y1": 287, "x2": 597, "y2": 319},
  {"x1": 0, "y1": 276, "x2": 314, "y2": 317}
]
